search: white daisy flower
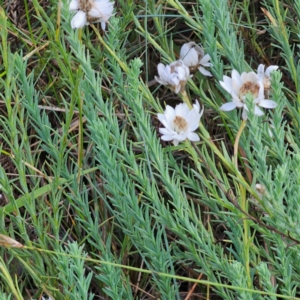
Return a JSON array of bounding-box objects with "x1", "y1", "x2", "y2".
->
[
  {"x1": 155, "y1": 60, "x2": 192, "y2": 94},
  {"x1": 157, "y1": 100, "x2": 204, "y2": 146},
  {"x1": 219, "y1": 69, "x2": 277, "y2": 120},
  {"x1": 69, "y1": 0, "x2": 114, "y2": 30},
  {"x1": 180, "y1": 42, "x2": 212, "y2": 76}
]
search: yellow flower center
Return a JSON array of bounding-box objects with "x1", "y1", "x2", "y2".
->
[
  {"x1": 239, "y1": 81, "x2": 260, "y2": 100},
  {"x1": 173, "y1": 116, "x2": 188, "y2": 132},
  {"x1": 79, "y1": 0, "x2": 92, "y2": 12},
  {"x1": 263, "y1": 77, "x2": 271, "y2": 90}
]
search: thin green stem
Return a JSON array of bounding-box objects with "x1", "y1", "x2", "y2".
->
[
  {"x1": 234, "y1": 120, "x2": 247, "y2": 169},
  {"x1": 240, "y1": 184, "x2": 251, "y2": 288},
  {"x1": 77, "y1": 94, "x2": 84, "y2": 179},
  {"x1": 23, "y1": 0, "x2": 34, "y2": 45},
  {"x1": 179, "y1": 90, "x2": 192, "y2": 108}
]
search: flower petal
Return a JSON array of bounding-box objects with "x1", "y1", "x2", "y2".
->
[
  {"x1": 157, "y1": 113, "x2": 166, "y2": 123},
  {"x1": 101, "y1": 21, "x2": 107, "y2": 31},
  {"x1": 159, "y1": 128, "x2": 173, "y2": 135},
  {"x1": 254, "y1": 105, "x2": 264, "y2": 116},
  {"x1": 69, "y1": 0, "x2": 79, "y2": 11},
  {"x1": 259, "y1": 99, "x2": 277, "y2": 109},
  {"x1": 163, "y1": 105, "x2": 176, "y2": 128},
  {"x1": 200, "y1": 54, "x2": 211, "y2": 66},
  {"x1": 256, "y1": 64, "x2": 265, "y2": 78},
  {"x1": 231, "y1": 93, "x2": 243, "y2": 106},
  {"x1": 157, "y1": 63, "x2": 166, "y2": 72},
  {"x1": 157, "y1": 63, "x2": 167, "y2": 75},
  {"x1": 71, "y1": 11, "x2": 87, "y2": 28},
  {"x1": 89, "y1": 1, "x2": 114, "y2": 19},
  {"x1": 265, "y1": 65, "x2": 279, "y2": 76},
  {"x1": 187, "y1": 132, "x2": 200, "y2": 142},
  {"x1": 175, "y1": 65, "x2": 190, "y2": 81},
  {"x1": 161, "y1": 134, "x2": 176, "y2": 141},
  {"x1": 241, "y1": 71, "x2": 258, "y2": 84},
  {"x1": 159, "y1": 120, "x2": 172, "y2": 131},
  {"x1": 176, "y1": 134, "x2": 187, "y2": 141},
  {"x1": 170, "y1": 75, "x2": 180, "y2": 86},
  {"x1": 188, "y1": 123, "x2": 200, "y2": 132},
  {"x1": 220, "y1": 80, "x2": 232, "y2": 94},
  {"x1": 187, "y1": 115, "x2": 200, "y2": 131},
  {"x1": 173, "y1": 139, "x2": 180, "y2": 146},
  {"x1": 199, "y1": 105, "x2": 204, "y2": 118},
  {"x1": 175, "y1": 102, "x2": 189, "y2": 117},
  {"x1": 220, "y1": 102, "x2": 237, "y2": 111},
  {"x1": 193, "y1": 100, "x2": 200, "y2": 113},
  {"x1": 154, "y1": 75, "x2": 166, "y2": 85},
  {"x1": 199, "y1": 66, "x2": 212, "y2": 77},
  {"x1": 242, "y1": 108, "x2": 248, "y2": 120},
  {"x1": 255, "y1": 81, "x2": 265, "y2": 100},
  {"x1": 89, "y1": 5, "x2": 101, "y2": 18},
  {"x1": 231, "y1": 70, "x2": 243, "y2": 88}
]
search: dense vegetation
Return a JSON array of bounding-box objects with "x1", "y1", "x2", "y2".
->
[{"x1": 0, "y1": 0, "x2": 300, "y2": 299}]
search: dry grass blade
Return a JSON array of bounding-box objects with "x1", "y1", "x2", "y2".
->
[{"x1": 0, "y1": 234, "x2": 24, "y2": 249}]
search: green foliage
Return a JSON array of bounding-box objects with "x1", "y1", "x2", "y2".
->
[
  {"x1": 54, "y1": 242, "x2": 94, "y2": 300},
  {"x1": 0, "y1": 0, "x2": 300, "y2": 299}
]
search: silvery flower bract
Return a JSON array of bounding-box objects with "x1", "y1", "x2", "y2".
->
[
  {"x1": 155, "y1": 60, "x2": 192, "y2": 94},
  {"x1": 180, "y1": 42, "x2": 212, "y2": 76},
  {"x1": 157, "y1": 100, "x2": 204, "y2": 146},
  {"x1": 69, "y1": 0, "x2": 114, "y2": 30}
]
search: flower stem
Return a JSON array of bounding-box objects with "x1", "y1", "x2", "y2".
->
[
  {"x1": 78, "y1": 28, "x2": 82, "y2": 43},
  {"x1": 179, "y1": 90, "x2": 192, "y2": 109},
  {"x1": 240, "y1": 184, "x2": 252, "y2": 288},
  {"x1": 234, "y1": 120, "x2": 247, "y2": 169}
]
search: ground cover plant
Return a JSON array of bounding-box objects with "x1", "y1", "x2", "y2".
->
[{"x1": 0, "y1": 0, "x2": 300, "y2": 299}]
